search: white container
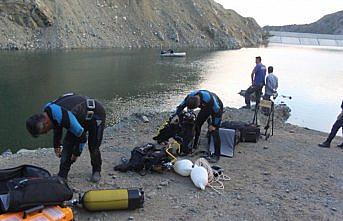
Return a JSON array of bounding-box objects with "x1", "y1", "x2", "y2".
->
[
  {"x1": 173, "y1": 159, "x2": 193, "y2": 177},
  {"x1": 190, "y1": 165, "x2": 208, "y2": 190}
]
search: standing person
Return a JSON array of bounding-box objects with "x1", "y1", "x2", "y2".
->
[
  {"x1": 243, "y1": 56, "x2": 267, "y2": 109},
  {"x1": 318, "y1": 100, "x2": 343, "y2": 148},
  {"x1": 26, "y1": 93, "x2": 106, "y2": 182},
  {"x1": 263, "y1": 66, "x2": 278, "y2": 100},
  {"x1": 174, "y1": 90, "x2": 223, "y2": 163}
]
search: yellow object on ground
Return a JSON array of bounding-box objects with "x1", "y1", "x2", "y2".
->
[
  {"x1": 82, "y1": 188, "x2": 144, "y2": 211},
  {"x1": 0, "y1": 206, "x2": 73, "y2": 221}
]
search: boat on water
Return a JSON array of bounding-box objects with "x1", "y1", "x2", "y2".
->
[{"x1": 160, "y1": 49, "x2": 186, "y2": 57}]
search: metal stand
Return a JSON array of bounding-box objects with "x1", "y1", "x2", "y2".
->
[
  {"x1": 252, "y1": 99, "x2": 275, "y2": 140},
  {"x1": 263, "y1": 102, "x2": 274, "y2": 140}
]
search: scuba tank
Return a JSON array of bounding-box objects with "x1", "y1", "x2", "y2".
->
[{"x1": 80, "y1": 188, "x2": 144, "y2": 212}]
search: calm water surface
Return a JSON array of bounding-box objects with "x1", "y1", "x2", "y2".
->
[{"x1": 0, "y1": 45, "x2": 342, "y2": 152}]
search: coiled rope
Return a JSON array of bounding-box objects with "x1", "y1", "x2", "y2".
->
[{"x1": 194, "y1": 158, "x2": 231, "y2": 194}]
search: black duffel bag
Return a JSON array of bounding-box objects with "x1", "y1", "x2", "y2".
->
[
  {"x1": 0, "y1": 165, "x2": 51, "y2": 195},
  {"x1": 221, "y1": 121, "x2": 260, "y2": 143},
  {"x1": 0, "y1": 165, "x2": 73, "y2": 214}
]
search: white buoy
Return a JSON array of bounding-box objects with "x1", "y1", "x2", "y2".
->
[
  {"x1": 190, "y1": 165, "x2": 208, "y2": 190},
  {"x1": 173, "y1": 159, "x2": 193, "y2": 177}
]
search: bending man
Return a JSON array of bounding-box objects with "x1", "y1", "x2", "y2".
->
[
  {"x1": 175, "y1": 90, "x2": 223, "y2": 162},
  {"x1": 26, "y1": 93, "x2": 106, "y2": 182}
]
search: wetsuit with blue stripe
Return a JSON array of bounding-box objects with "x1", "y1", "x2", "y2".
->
[
  {"x1": 176, "y1": 90, "x2": 223, "y2": 156},
  {"x1": 323, "y1": 100, "x2": 343, "y2": 145},
  {"x1": 44, "y1": 103, "x2": 87, "y2": 155},
  {"x1": 44, "y1": 94, "x2": 106, "y2": 179}
]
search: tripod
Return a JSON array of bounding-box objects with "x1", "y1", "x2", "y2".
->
[{"x1": 252, "y1": 97, "x2": 275, "y2": 140}]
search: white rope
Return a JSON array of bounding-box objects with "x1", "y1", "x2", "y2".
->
[{"x1": 194, "y1": 158, "x2": 231, "y2": 194}]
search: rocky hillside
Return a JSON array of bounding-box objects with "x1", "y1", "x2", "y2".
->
[
  {"x1": 264, "y1": 10, "x2": 343, "y2": 35},
  {"x1": 0, "y1": 0, "x2": 264, "y2": 50}
]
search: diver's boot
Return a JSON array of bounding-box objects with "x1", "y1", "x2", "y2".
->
[
  {"x1": 318, "y1": 141, "x2": 331, "y2": 148},
  {"x1": 207, "y1": 155, "x2": 220, "y2": 163},
  {"x1": 241, "y1": 105, "x2": 251, "y2": 109},
  {"x1": 337, "y1": 143, "x2": 343, "y2": 148},
  {"x1": 90, "y1": 171, "x2": 101, "y2": 183}
]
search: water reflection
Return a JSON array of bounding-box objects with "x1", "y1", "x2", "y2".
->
[{"x1": 0, "y1": 46, "x2": 342, "y2": 152}]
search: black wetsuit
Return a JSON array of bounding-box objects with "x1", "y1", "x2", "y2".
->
[
  {"x1": 176, "y1": 90, "x2": 223, "y2": 156},
  {"x1": 325, "y1": 100, "x2": 343, "y2": 144},
  {"x1": 44, "y1": 94, "x2": 106, "y2": 179}
]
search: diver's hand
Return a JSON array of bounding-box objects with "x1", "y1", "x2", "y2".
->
[
  {"x1": 209, "y1": 125, "x2": 216, "y2": 132},
  {"x1": 54, "y1": 147, "x2": 62, "y2": 158},
  {"x1": 337, "y1": 112, "x2": 343, "y2": 120},
  {"x1": 71, "y1": 154, "x2": 78, "y2": 162}
]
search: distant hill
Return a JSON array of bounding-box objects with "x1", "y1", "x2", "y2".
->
[{"x1": 264, "y1": 10, "x2": 343, "y2": 35}]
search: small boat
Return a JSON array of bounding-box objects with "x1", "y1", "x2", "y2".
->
[{"x1": 160, "y1": 49, "x2": 186, "y2": 57}]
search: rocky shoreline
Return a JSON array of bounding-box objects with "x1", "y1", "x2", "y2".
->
[{"x1": 0, "y1": 107, "x2": 342, "y2": 220}]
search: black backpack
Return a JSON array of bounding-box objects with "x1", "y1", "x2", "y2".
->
[{"x1": 114, "y1": 144, "x2": 171, "y2": 175}]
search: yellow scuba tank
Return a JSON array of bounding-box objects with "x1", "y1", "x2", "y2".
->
[{"x1": 81, "y1": 188, "x2": 144, "y2": 211}]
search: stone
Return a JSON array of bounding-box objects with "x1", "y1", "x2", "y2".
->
[
  {"x1": 142, "y1": 115, "x2": 149, "y2": 123},
  {"x1": 17, "y1": 149, "x2": 36, "y2": 154},
  {"x1": 128, "y1": 217, "x2": 134, "y2": 221},
  {"x1": 331, "y1": 207, "x2": 337, "y2": 212},
  {"x1": 160, "y1": 180, "x2": 169, "y2": 186},
  {"x1": 263, "y1": 171, "x2": 271, "y2": 176},
  {"x1": 1, "y1": 149, "x2": 12, "y2": 157}
]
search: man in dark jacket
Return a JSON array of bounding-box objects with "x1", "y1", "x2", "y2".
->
[
  {"x1": 175, "y1": 90, "x2": 223, "y2": 162},
  {"x1": 319, "y1": 100, "x2": 343, "y2": 148},
  {"x1": 26, "y1": 93, "x2": 106, "y2": 182}
]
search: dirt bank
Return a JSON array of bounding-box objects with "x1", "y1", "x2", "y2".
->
[
  {"x1": 0, "y1": 0, "x2": 264, "y2": 50},
  {"x1": 0, "y1": 107, "x2": 342, "y2": 221}
]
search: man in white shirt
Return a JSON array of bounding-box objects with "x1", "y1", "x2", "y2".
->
[{"x1": 263, "y1": 66, "x2": 278, "y2": 100}]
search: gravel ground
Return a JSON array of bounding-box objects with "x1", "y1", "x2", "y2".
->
[{"x1": 0, "y1": 107, "x2": 342, "y2": 221}]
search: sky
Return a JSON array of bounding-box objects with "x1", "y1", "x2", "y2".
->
[{"x1": 214, "y1": 0, "x2": 343, "y2": 26}]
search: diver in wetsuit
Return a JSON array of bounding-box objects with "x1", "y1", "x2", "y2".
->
[
  {"x1": 319, "y1": 100, "x2": 343, "y2": 148},
  {"x1": 26, "y1": 93, "x2": 106, "y2": 182},
  {"x1": 174, "y1": 90, "x2": 223, "y2": 163}
]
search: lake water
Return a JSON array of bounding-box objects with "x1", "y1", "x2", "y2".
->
[{"x1": 0, "y1": 45, "x2": 342, "y2": 152}]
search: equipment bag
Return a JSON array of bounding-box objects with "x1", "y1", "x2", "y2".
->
[
  {"x1": 114, "y1": 143, "x2": 170, "y2": 174},
  {"x1": 1, "y1": 176, "x2": 73, "y2": 213},
  {"x1": 0, "y1": 206, "x2": 73, "y2": 221},
  {"x1": 240, "y1": 124, "x2": 260, "y2": 143},
  {"x1": 81, "y1": 188, "x2": 144, "y2": 211}
]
